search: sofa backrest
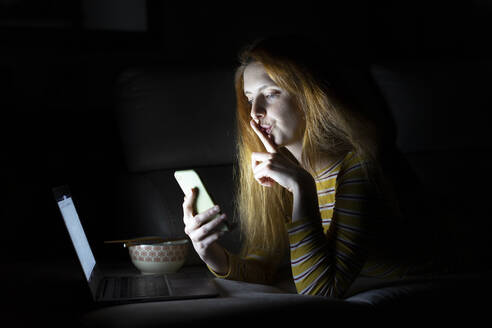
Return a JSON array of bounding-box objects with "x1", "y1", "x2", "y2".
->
[
  {"x1": 112, "y1": 60, "x2": 492, "y2": 268},
  {"x1": 113, "y1": 66, "x2": 241, "y2": 263},
  {"x1": 370, "y1": 61, "x2": 492, "y2": 200},
  {"x1": 370, "y1": 61, "x2": 492, "y2": 268},
  {"x1": 370, "y1": 61, "x2": 492, "y2": 152},
  {"x1": 115, "y1": 66, "x2": 236, "y2": 172}
]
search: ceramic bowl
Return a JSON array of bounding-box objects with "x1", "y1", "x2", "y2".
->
[{"x1": 128, "y1": 239, "x2": 189, "y2": 274}]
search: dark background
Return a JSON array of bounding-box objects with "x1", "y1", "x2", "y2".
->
[
  {"x1": 1, "y1": 1, "x2": 491, "y2": 325},
  {"x1": 1, "y1": 0, "x2": 491, "y2": 266}
]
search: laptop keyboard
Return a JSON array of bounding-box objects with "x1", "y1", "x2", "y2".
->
[{"x1": 105, "y1": 275, "x2": 170, "y2": 299}]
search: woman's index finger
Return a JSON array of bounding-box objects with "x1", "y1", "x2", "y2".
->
[{"x1": 250, "y1": 120, "x2": 277, "y2": 153}]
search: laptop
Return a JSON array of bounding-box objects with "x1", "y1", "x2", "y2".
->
[{"x1": 53, "y1": 185, "x2": 219, "y2": 304}]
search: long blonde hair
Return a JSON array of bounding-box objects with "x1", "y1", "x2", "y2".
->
[{"x1": 234, "y1": 36, "x2": 384, "y2": 258}]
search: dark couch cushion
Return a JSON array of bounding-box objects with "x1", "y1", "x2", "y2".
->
[
  {"x1": 346, "y1": 271, "x2": 492, "y2": 317},
  {"x1": 115, "y1": 66, "x2": 236, "y2": 172}
]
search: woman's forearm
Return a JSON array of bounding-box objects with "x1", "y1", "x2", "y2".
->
[{"x1": 291, "y1": 172, "x2": 320, "y2": 223}]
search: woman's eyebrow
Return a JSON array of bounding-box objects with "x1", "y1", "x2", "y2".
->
[{"x1": 244, "y1": 85, "x2": 268, "y2": 95}]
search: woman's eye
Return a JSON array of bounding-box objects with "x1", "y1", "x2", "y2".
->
[{"x1": 246, "y1": 91, "x2": 279, "y2": 104}]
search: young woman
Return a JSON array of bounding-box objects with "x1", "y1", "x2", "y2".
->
[{"x1": 182, "y1": 36, "x2": 438, "y2": 298}]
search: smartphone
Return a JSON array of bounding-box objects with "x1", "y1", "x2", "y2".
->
[{"x1": 174, "y1": 169, "x2": 228, "y2": 232}]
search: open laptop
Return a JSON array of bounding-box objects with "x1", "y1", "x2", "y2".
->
[{"x1": 53, "y1": 185, "x2": 219, "y2": 304}]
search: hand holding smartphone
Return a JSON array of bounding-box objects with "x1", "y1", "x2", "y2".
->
[{"x1": 174, "y1": 170, "x2": 229, "y2": 232}]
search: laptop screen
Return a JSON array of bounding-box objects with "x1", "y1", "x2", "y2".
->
[{"x1": 57, "y1": 195, "x2": 96, "y2": 281}]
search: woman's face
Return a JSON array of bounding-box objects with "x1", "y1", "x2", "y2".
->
[{"x1": 243, "y1": 62, "x2": 304, "y2": 149}]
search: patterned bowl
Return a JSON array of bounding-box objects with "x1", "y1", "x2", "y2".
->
[{"x1": 128, "y1": 239, "x2": 189, "y2": 274}]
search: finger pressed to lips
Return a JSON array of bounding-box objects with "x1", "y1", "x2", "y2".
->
[
  {"x1": 259, "y1": 125, "x2": 272, "y2": 135},
  {"x1": 250, "y1": 119, "x2": 277, "y2": 153}
]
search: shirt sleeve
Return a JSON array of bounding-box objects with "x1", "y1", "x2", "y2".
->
[
  {"x1": 286, "y1": 157, "x2": 373, "y2": 298},
  {"x1": 207, "y1": 249, "x2": 278, "y2": 285}
]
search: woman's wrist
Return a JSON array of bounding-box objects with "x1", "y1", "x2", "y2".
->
[{"x1": 203, "y1": 243, "x2": 229, "y2": 275}]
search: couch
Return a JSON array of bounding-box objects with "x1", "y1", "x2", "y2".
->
[{"x1": 22, "y1": 60, "x2": 491, "y2": 327}]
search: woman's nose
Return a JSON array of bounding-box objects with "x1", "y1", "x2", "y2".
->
[{"x1": 250, "y1": 98, "x2": 266, "y2": 121}]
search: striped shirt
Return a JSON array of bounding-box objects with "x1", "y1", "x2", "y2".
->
[
  {"x1": 210, "y1": 151, "x2": 433, "y2": 297},
  {"x1": 287, "y1": 151, "x2": 373, "y2": 297}
]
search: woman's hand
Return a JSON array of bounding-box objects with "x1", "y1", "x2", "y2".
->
[
  {"x1": 250, "y1": 119, "x2": 320, "y2": 223},
  {"x1": 182, "y1": 188, "x2": 228, "y2": 274},
  {"x1": 250, "y1": 119, "x2": 310, "y2": 193}
]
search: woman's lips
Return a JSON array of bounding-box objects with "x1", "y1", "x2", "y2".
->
[{"x1": 260, "y1": 125, "x2": 272, "y2": 135}]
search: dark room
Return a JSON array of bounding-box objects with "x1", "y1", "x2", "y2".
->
[{"x1": 1, "y1": 0, "x2": 492, "y2": 326}]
